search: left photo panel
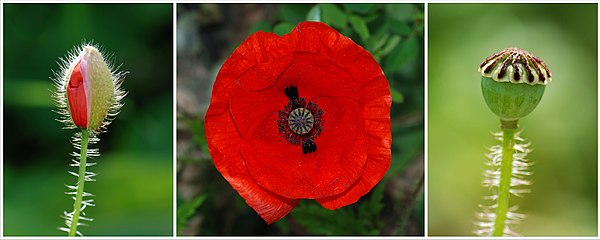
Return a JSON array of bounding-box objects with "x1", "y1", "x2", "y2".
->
[{"x1": 3, "y1": 3, "x2": 174, "y2": 236}]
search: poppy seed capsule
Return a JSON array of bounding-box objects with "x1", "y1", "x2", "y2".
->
[{"x1": 478, "y1": 48, "x2": 551, "y2": 122}]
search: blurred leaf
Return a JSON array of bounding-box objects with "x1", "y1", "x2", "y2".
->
[
  {"x1": 187, "y1": 119, "x2": 207, "y2": 151},
  {"x1": 385, "y1": 4, "x2": 417, "y2": 21},
  {"x1": 357, "y1": 184, "x2": 385, "y2": 230},
  {"x1": 361, "y1": 12, "x2": 380, "y2": 23},
  {"x1": 306, "y1": 4, "x2": 321, "y2": 22},
  {"x1": 249, "y1": 20, "x2": 272, "y2": 34},
  {"x1": 348, "y1": 15, "x2": 370, "y2": 42},
  {"x1": 343, "y1": 3, "x2": 374, "y2": 14},
  {"x1": 389, "y1": 126, "x2": 424, "y2": 176},
  {"x1": 319, "y1": 3, "x2": 346, "y2": 28},
  {"x1": 414, "y1": 191, "x2": 425, "y2": 229},
  {"x1": 384, "y1": 36, "x2": 419, "y2": 73},
  {"x1": 379, "y1": 35, "x2": 401, "y2": 57},
  {"x1": 273, "y1": 22, "x2": 295, "y2": 36},
  {"x1": 388, "y1": 19, "x2": 413, "y2": 36},
  {"x1": 278, "y1": 4, "x2": 312, "y2": 24},
  {"x1": 274, "y1": 217, "x2": 291, "y2": 235},
  {"x1": 390, "y1": 87, "x2": 405, "y2": 104},
  {"x1": 292, "y1": 183, "x2": 385, "y2": 236},
  {"x1": 292, "y1": 201, "x2": 378, "y2": 235},
  {"x1": 367, "y1": 33, "x2": 389, "y2": 53},
  {"x1": 177, "y1": 195, "x2": 207, "y2": 234}
]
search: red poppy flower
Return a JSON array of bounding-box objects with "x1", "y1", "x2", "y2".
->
[{"x1": 205, "y1": 21, "x2": 392, "y2": 224}]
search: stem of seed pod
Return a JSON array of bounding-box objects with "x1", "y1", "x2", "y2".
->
[
  {"x1": 69, "y1": 129, "x2": 89, "y2": 237},
  {"x1": 492, "y1": 120, "x2": 517, "y2": 236}
]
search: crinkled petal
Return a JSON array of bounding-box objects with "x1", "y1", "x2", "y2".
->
[
  {"x1": 206, "y1": 33, "x2": 300, "y2": 222},
  {"x1": 317, "y1": 75, "x2": 391, "y2": 209},
  {"x1": 278, "y1": 21, "x2": 343, "y2": 57},
  {"x1": 205, "y1": 101, "x2": 298, "y2": 224}
]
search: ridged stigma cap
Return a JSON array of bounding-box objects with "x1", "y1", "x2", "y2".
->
[{"x1": 479, "y1": 48, "x2": 552, "y2": 85}]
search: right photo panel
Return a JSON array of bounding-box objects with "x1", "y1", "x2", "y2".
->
[{"x1": 428, "y1": 3, "x2": 598, "y2": 237}]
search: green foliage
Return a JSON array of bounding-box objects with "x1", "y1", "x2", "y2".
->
[
  {"x1": 306, "y1": 5, "x2": 321, "y2": 22},
  {"x1": 348, "y1": 15, "x2": 370, "y2": 41},
  {"x1": 177, "y1": 195, "x2": 207, "y2": 234},
  {"x1": 343, "y1": 3, "x2": 375, "y2": 14},
  {"x1": 249, "y1": 20, "x2": 272, "y2": 34},
  {"x1": 186, "y1": 118, "x2": 209, "y2": 154},
  {"x1": 385, "y1": 4, "x2": 418, "y2": 21},
  {"x1": 273, "y1": 22, "x2": 295, "y2": 36},
  {"x1": 320, "y1": 3, "x2": 347, "y2": 28},
  {"x1": 384, "y1": 35, "x2": 419, "y2": 73},
  {"x1": 390, "y1": 87, "x2": 405, "y2": 104},
  {"x1": 292, "y1": 184, "x2": 384, "y2": 235},
  {"x1": 279, "y1": 4, "x2": 313, "y2": 24}
]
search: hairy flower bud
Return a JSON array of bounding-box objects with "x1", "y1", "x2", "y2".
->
[{"x1": 54, "y1": 43, "x2": 126, "y2": 133}]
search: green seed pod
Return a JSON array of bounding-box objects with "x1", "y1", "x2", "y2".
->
[{"x1": 479, "y1": 48, "x2": 552, "y2": 123}]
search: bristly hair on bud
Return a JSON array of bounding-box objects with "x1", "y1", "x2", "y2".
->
[{"x1": 52, "y1": 42, "x2": 127, "y2": 135}]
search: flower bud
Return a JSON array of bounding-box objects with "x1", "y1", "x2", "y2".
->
[
  {"x1": 478, "y1": 48, "x2": 551, "y2": 122},
  {"x1": 54, "y1": 44, "x2": 126, "y2": 133}
]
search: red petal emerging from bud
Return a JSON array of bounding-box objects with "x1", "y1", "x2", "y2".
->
[{"x1": 67, "y1": 60, "x2": 88, "y2": 128}]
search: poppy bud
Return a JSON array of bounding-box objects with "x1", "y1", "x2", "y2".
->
[
  {"x1": 478, "y1": 48, "x2": 551, "y2": 124},
  {"x1": 54, "y1": 44, "x2": 126, "y2": 133}
]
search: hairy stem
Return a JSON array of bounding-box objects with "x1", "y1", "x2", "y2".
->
[
  {"x1": 69, "y1": 129, "x2": 89, "y2": 237},
  {"x1": 492, "y1": 120, "x2": 517, "y2": 236}
]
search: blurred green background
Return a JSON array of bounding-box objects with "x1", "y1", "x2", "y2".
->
[
  {"x1": 177, "y1": 3, "x2": 424, "y2": 236},
  {"x1": 428, "y1": 4, "x2": 597, "y2": 236},
  {"x1": 3, "y1": 4, "x2": 173, "y2": 236}
]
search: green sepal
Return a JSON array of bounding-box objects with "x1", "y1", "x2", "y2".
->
[{"x1": 86, "y1": 47, "x2": 115, "y2": 131}]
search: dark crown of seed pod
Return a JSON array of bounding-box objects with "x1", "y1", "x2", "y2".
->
[{"x1": 478, "y1": 48, "x2": 552, "y2": 85}]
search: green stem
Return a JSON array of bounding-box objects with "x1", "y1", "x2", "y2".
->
[
  {"x1": 69, "y1": 129, "x2": 89, "y2": 237},
  {"x1": 492, "y1": 120, "x2": 517, "y2": 236}
]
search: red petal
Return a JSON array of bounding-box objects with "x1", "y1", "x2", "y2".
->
[
  {"x1": 205, "y1": 100, "x2": 298, "y2": 224},
  {"x1": 240, "y1": 97, "x2": 367, "y2": 199},
  {"x1": 278, "y1": 22, "x2": 343, "y2": 57},
  {"x1": 208, "y1": 31, "x2": 282, "y2": 116},
  {"x1": 231, "y1": 52, "x2": 359, "y2": 138},
  {"x1": 67, "y1": 59, "x2": 88, "y2": 128},
  {"x1": 317, "y1": 76, "x2": 392, "y2": 209},
  {"x1": 205, "y1": 30, "x2": 301, "y2": 224},
  {"x1": 290, "y1": 22, "x2": 385, "y2": 94}
]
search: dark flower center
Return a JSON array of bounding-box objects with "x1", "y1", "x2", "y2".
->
[
  {"x1": 277, "y1": 86, "x2": 324, "y2": 154},
  {"x1": 288, "y1": 108, "x2": 314, "y2": 135}
]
